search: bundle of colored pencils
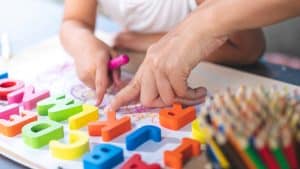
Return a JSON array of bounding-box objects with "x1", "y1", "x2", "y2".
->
[{"x1": 196, "y1": 86, "x2": 300, "y2": 169}]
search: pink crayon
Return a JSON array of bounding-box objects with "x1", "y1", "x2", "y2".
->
[{"x1": 108, "y1": 54, "x2": 130, "y2": 70}]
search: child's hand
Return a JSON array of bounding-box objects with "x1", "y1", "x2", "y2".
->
[{"x1": 74, "y1": 42, "x2": 121, "y2": 106}]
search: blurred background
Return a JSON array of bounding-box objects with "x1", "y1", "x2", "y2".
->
[
  {"x1": 0, "y1": 0, "x2": 300, "y2": 66},
  {"x1": 0, "y1": 1, "x2": 299, "y2": 168}
]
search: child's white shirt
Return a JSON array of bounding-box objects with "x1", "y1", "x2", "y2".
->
[{"x1": 98, "y1": 0, "x2": 198, "y2": 33}]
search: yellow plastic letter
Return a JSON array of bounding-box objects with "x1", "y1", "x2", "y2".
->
[
  {"x1": 191, "y1": 119, "x2": 210, "y2": 144},
  {"x1": 49, "y1": 130, "x2": 89, "y2": 160},
  {"x1": 69, "y1": 104, "x2": 99, "y2": 130}
]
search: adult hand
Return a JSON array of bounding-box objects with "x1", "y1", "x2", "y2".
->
[
  {"x1": 106, "y1": 0, "x2": 300, "y2": 111},
  {"x1": 107, "y1": 19, "x2": 227, "y2": 111}
]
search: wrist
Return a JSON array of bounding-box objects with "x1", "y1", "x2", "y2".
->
[
  {"x1": 184, "y1": 7, "x2": 226, "y2": 41},
  {"x1": 173, "y1": 8, "x2": 229, "y2": 64},
  {"x1": 76, "y1": 39, "x2": 110, "y2": 60}
]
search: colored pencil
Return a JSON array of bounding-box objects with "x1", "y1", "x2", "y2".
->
[
  {"x1": 198, "y1": 86, "x2": 300, "y2": 169},
  {"x1": 244, "y1": 143, "x2": 266, "y2": 169},
  {"x1": 255, "y1": 125, "x2": 281, "y2": 169},
  {"x1": 269, "y1": 140, "x2": 290, "y2": 169},
  {"x1": 215, "y1": 133, "x2": 247, "y2": 169},
  {"x1": 206, "y1": 143, "x2": 222, "y2": 169},
  {"x1": 280, "y1": 127, "x2": 299, "y2": 169},
  {"x1": 208, "y1": 138, "x2": 230, "y2": 169}
]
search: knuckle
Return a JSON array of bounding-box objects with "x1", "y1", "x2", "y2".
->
[
  {"x1": 152, "y1": 58, "x2": 162, "y2": 71},
  {"x1": 77, "y1": 69, "x2": 90, "y2": 82},
  {"x1": 165, "y1": 63, "x2": 174, "y2": 73},
  {"x1": 147, "y1": 55, "x2": 163, "y2": 73},
  {"x1": 129, "y1": 80, "x2": 140, "y2": 91},
  {"x1": 147, "y1": 44, "x2": 157, "y2": 54}
]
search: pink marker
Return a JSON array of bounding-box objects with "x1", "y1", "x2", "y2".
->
[{"x1": 108, "y1": 54, "x2": 130, "y2": 70}]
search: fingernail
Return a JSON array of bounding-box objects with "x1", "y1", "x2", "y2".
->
[
  {"x1": 104, "y1": 105, "x2": 112, "y2": 113},
  {"x1": 95, "y1": 99, "x2": 101, "y2": 107}
]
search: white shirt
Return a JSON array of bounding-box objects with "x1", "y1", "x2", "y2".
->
[{"x1": 98, "y1": 0, "x2": 198, "y2": 33}]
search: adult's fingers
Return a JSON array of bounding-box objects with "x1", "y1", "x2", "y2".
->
[
  {"x1": 107, "y1": 78, "x2": 141, "y2": 112},
  {"x1": 174, "y1": 95, "x2": 206, "y2": 106},
  {"x1": 168, "y1": 71, "x2": 205, "y2": 100},
  {"x1": 154, "y1": 71, "x2": 175, "y2": 105},
  {"x1": 184, "y1": 86, "x2": 207, "y2": 100},
  {"x1": 95, "y1": 59, "x2": 110, "y2": 106},
  {"x1": 140, "y1": 69, "x2": 165, "y2": 107}
]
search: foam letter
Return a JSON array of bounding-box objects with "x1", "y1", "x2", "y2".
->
[
  {"x1": 7, "y1": 85, "x2": 50, "y2": 110},
  {"x1": 0, "y1": 104, "x2": 37, "y2": 137},
  {"x1": 191, "y1": 119, "x2": 210, "y2": 144},
  {"x1": 37, "y1": 94, "x2": 82, "y2": 121},
  {"x1": 88, "y1": 111, "x2": 131, "y2": 141},
  {"x1": 83, "y1": 144, "x2": 124, "y2": 169},
  {"x1": 22, "y1": 120, "x2": 64, "y2": 148},
  {"x1": 164, "y1": 138, "x2": 201, "y2": 169},
  {"x1": 0, "y1": 79, "x2": 24, "y2": 100},
  {"x1": 126, "y1": 125, "x2": 161, "y2": 151},
  {"x1": 121, "y1": 154, "x2": 161, "y2": 169},
  {"x1": 69, "y1": 104, "x2": 99, "y2": 130},
  {"x1": 159, "y1": 103, "x2": 196, "y2": 130},
  {"x1": 0, "y1": 72, "x2": 8, "y2": 80},
  {"x1": 49, "y1": 130, "x2": 89, "y2": 160}
]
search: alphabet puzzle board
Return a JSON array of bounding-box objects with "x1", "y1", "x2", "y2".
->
[{"x1": 0, "y1": 32, "x2": 299, "y2": 169}]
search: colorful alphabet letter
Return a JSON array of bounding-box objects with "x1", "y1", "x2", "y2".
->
[
  {"x1": 7, "y1": 85, "x2": 50, "y2": 110},
  {"x1": 22, "y1": 120, "x2": 64, "y2": 148},
  {"x1": 37, "y1": 94, "x2": 82, "y2": 121},
  {"x1": 69, "y1": 104, "x2": 99, "y2": 130},
  {"x1": 0, "y1": 104, "x2": 37, "y2": 137},
  {"x1": 49, "y1": 130, "x2": 89, "y2": 160},
  {"x1": 88, "y1": 111, "x2": 131, "y2": 141},
  {"x1": 0, "y1": 79, "x2": 24, "y2": 100}
]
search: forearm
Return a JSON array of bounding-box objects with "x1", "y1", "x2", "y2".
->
[
  {"x1": 114, "y1": 32, "x2": 166, "y2": 52},
  {"x1": 141, "y1": 33, "x2": 166, "y2": 48},
  {"x1": 203, "y1": 29, "x2": 265, "y2": 65},
  {"x1": 190, "y1": 0, "x2": 300, "y2": 37},
  {"x1": 61, "y1": 0, "x2": 101, "y2": 61},
  {"x1": 60, "y1": 21, "x2": 104, "y2": 61}
]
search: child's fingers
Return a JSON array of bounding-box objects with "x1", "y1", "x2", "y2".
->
[
  {"x1": 168, "y1": 71, "x2": 207, "y2": 101},
  {"x1": 109, "y1": 50, "x2": 122, "y2": 85},
  {"x1": 112, "y1": 69, "x2": 121, "y2": 85},
  {"x1": 95, "y1": 59, "x2": 110, "y2": 106},
  {"x1": 110, "y1": 49, "x2": 118, "y2": 58}
]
